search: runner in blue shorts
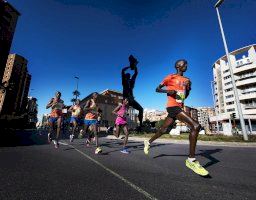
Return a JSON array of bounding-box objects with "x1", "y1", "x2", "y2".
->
[
  {"x1": 68, "y1": 99, "x2": 82, "y2": 142},
  {"x1": 83, "y1": 93, "x2": 102, "y2": 154}
]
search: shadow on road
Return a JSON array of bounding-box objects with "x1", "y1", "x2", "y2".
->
[
  {"x1": 153, "y1": 148, "x2": 222, "y2": 169},
  {"x1": 0, "y1": 129, "x2": 48, "y2": 147}
]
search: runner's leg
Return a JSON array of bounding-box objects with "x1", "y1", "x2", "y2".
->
[
  {"x1": 176, "y1": 111, "x2": 200, "y2": 158},
  {"x1": 130, "y1": 99, "x2": 143, "y2": 127},
  {"x1": 149, "y1": 117, "x2": 174, "y2": 143}
]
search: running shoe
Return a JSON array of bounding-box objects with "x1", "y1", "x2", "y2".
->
[
  {"x1": 47, "y1": 133, "x2": 52, "y2": 143},
  {"x1": 120, "y1": 148, "x2": 130, "y2": 154},
  {"x1": 70, "y1": 134, "x2": 74, "y2": 143},
  {"x1": 185, "y1": 159, "x2": 209, "y2": 176},
  {"x1": 95, "y1": 147, "x2": 102, "y2": 154},
  {"x1": 53, "y1": 140, "x2": 59, "y2": 149},
  {"x1": 85, "y1": 139, "x2": 90, "y2": 147},
  {"x1": 144, "y1": 140, "x2": 150, "y2": 155}
]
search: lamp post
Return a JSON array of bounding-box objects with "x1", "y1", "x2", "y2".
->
[{"x1": 214, "y1": 0, "x2": 248, "y2": 140}]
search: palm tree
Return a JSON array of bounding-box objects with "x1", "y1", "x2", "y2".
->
[
  {"x1": 71, "y1": 98, "x2": 77, "y2": 104},
  {"x1": 72, "y1": 90, "x2": 80, "y2": 100}
]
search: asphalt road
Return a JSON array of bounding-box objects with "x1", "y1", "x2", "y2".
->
[{"x1": 0, "y1": 131, "x2": 256, "y2": 200}]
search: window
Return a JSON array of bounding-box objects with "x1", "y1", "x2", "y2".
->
[
  {"x1": 224, "y1": 81, "x2": 232, "y2": 86},
  {"x1": 225, "y1": 88, "x2": 233, "y2": 92},
  {"x1": 226, "y1": 101, "x2": 234, "y2": 105},
  {"x1": 224, "y1": 75, "x2": 231, "y2": 80},
  {"x1": 226, "y1": 94, "x2": 234, "y2": 99},
  {"x1": 227, "y1": 108, "x2": 235, "y2": 112},
  {"x1": 223, "y1": 69, "x2": 229, "y2": 74}
]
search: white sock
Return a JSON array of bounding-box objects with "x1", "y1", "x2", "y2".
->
[{"x1": 188, "y1": 157, "x2": 196, "y2": 163}]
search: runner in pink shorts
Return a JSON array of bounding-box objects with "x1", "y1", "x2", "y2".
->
[{"x1": 112, "y1": 98, "x2": 130, "y2": 154}]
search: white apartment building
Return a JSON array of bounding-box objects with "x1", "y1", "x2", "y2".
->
[
  {"x1": 197, "y1": 107, "x2": 214, "y2": 128},
  {"x1": 210, "y1": 44, "x2": 256, "y2": 135},
  {"x1": 143, "y1": 109, "x2": 167, "y2": 122}
]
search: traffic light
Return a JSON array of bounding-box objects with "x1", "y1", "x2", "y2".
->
[{"x1": 230, "y1": 113, "x2": 236, "y2": 119}]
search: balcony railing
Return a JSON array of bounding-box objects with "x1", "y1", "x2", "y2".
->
[{"x1": 236, "y1": 61, "x2": 253, "y2": 68}]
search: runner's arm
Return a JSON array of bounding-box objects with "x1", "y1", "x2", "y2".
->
[
  {"x1": 156, "y1": 84, "x2": 177, "y2": 95},
  {"x1": 46, "y1": 98, "x2": 54, "y2": 109},
  {"x1": 83, "y1": 100, "x2": 91, "y2": 111},
  {"x1": 68, "y1": 106, "x2": 74, "y2": 112},
  {"x1": 122, "y1": 66, "x2": 130, "y2": 83},
  {"x1": 112, "y1": 104, "x2": 122, "y2": 116},
  {"x1": 131, "y1": 66, "x2": 138, "y2": 81},
  {"x1": 185, "y1": 80, "x2": 191, "y2": 98}
]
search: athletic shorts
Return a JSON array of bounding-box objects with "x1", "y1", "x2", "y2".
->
[
  {"x1": 70, "y1": 116, "x2": 79, "y2": 123},
  {"x1": 115, "y1": 116, "x2": 127, "y2": 126},
  {"x1": 166, "y1": 106, "x2": 183, "y2": 118},
  {"x1": 84, "y1": 119, "x2": 97, "y2": 126},
  {"x1": 49, "y1": 117, "x2": 61, "y2": 124}
]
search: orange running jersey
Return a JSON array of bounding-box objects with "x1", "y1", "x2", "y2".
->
[
  {"x1": 161, "y1": 74, "x2": 190, "y2": 108},
  {"x1": 85, "y1": 99, "x2": 98, "y2": 120},
  {"x1": 50, "y1": 98, "x2": 64, "y2": 117}
]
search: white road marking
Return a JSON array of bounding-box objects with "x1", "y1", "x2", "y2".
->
[{"x1": 64, "y1": 142, "x2": 158, "y2": 200}]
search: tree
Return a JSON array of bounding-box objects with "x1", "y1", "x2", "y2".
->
[
  {"x1": 73, "y1": 90, "x2": 80, "y2": 99},
  {"x1": 71, "y1": 98, "x2": 76, "y2": 104}
]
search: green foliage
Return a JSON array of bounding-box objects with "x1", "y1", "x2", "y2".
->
[
  {"x1": 72, "y1": 90, "x2": 80, "y2": 97},
  {"x1": 71, "y1": 98, "x2": 76, "y2": 103}
]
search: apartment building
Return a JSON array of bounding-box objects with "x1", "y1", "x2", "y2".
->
[{"x1": 210, "y1": 44, "x2": 256, "y2": 134}]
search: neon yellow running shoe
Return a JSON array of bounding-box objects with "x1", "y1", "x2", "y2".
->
[
  {"x1": 95, "y1": 147, "x2": 102, "y2": 155},
  {"x1": 185, "y1": 159, "x2": 209, "y2": 176},
  {"x1": 144, "y1": 140, "x2": 150, "y2": 155}
]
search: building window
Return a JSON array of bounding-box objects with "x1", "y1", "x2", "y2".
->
[
  {"x1": 225, "y1": 88, "x2": 233, "y2": 92},
  {"x1": 224, "y1": 81, "x2": 232, "y2": 86},
  {"x1": 227, "y1": 108, "x2": 235, "y2": 112},
  {"x1": 226, "y1": 94, "x2": 234, "y2": 99},
  {"x1": 224, "y1": 75, "x2": 231, "y2": 80},
  {"x1": 223, "y1": 69, "x2": 229, "y2": 74},
  {"x1": 226, "y1": 101, "x2": 234, "y2": 105}
]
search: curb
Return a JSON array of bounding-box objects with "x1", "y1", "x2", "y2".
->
[{"x1": 106, "y1": 135, "x2": 256, "y2": 148}]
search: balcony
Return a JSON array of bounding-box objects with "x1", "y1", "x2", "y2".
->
[
  {"x1": 238, "y1": 73, "x2": 256, "y2": 81},
  {"x1": 233, "y1": 62, "x2": 255, "y2": 74},
  {"x1": 243, "y1": 109, "x2": 256, "y2": 115},
  {"x1": 236, "y1": 77, "x2": 256, "y2": 87},
  {"x1": 239, "y1": 93, "x2": 256, "y2": 101}
]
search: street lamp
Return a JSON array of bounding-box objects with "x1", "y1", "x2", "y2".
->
[{"x1": 214, "y1": 0, "x2": 248, "y2": 140}]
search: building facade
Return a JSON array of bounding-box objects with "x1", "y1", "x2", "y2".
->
[
  {"x1": 0, "y1": 0, "x2": 20, "y2": 81},
  {"x1": 0, "y1": 54, "x2": 31, "y2": 115},
  {"x1": 210, "y1": 44, "x2": 256, "y2": 134},
  {"x1": 80, "y1": 89, "x2": 138, "y2": 128},
  {"x1": 26, "y1": 96, "x2": 38, "y2": 127},
  {"x1": 143, "y1": 109, "x2": 167, "y2": 122},
  {"x1": 197, "y1": 107, "x2": 214, "y2": 128}
]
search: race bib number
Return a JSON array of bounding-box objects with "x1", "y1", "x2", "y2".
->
[{"x1": 176, "y1": 90, "x2": 186, "y2": 103}]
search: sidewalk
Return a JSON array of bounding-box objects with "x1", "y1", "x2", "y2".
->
[{"x1": 106, "y1": 135, "x2": 256, "y2": 148}]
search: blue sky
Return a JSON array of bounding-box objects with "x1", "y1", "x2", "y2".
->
[{"x1": 8, "y1": 0, "x2": 256, "y2": 120}]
